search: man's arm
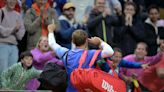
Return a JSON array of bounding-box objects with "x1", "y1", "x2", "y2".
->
[
  {"x1": 48, "y1": 32, "x2": 68, "y2": 59},
  {"x1": 88, "y1": 37, "x2": 114, "y2": 58},
  {"x1": 15, "y1": 14, "x2": 25, "y2": 40},
  {"x1": 24, "y1": 9, "x2": 42, "y2": 34},
  {"x1": 0, "y1": 25, "x2": 16, "y2": 37},
  {"x1": 120, "y1": 59, "x2": 142, "y2": 68},
  {"x1": 100, "y1": 41, "x2": 114, "y2": 58},
  {"x1": 87, "y1": 13, "x2": 104, "y2": 29},
  {"x1": 145, "y1": 52, "x2": 163, "y2": 65}
]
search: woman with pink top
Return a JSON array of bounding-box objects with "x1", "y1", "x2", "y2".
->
[
  {"x1": 31, "y1": 36, "x2": 63, "y2": 70},
  {"x1": 120, "y1": 42, "x2": 163, "y2": 92},
  {"x1": 25, "y1": 36, "x2": 63, "y2": 90}
]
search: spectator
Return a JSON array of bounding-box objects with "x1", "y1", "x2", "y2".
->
[
  {"x1": 144, "y1": 5, "x2": 161, "y2": 56},
  {"x1": 1, "y1": 51, "x2": 41, "y2": 90},
  {"x1": 120, "y1": 42, "x2": 163, "y2": 91},
  {"x1": 56, "y1": 2, "x2": 86, "y2": 49},
  {"x1": 87, "y1": 0, "x2": 122, "y2": 48},
  {"x1": 82, "y1": 0, "x2": 122, "y2": 24},
  {"x1": 113, "y1": 2, "x2": 145, "y2": 56},
  {"x1": 25, "y1": 36, "x2": 63, "y2": 90},
  {"x1": 144, "y1": 0, "x2": 164, "y2": 18},
  {"x1": 0, "y1": 0, "x2": 25, "y2": 74},
  {"x1": 99, "y1": 48, "x2": 148, "y2": 75},
  {"x1": 139, "y1": 40, "x2": 164, "y2": 92},
  {"x1": 31, "y1": 36, "x2": 63, "y2": 70},
  {"x1": 48, "y1": 23, "x2": 114, "y2": 92},
  {"x1": 119, "y1": 0, "x2": 145, "y2": 12},
  {"x1": 24, "y1": 0, "x2": 59, "y2": 50}
]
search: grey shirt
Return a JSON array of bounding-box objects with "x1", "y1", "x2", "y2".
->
[{"x1": 0, "y1": 7, "x2": 25, "y2": 45}]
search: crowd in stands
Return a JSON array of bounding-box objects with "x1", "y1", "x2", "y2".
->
[{"x1": 0, "y1": 0, "x2": 164, "y2": 92}]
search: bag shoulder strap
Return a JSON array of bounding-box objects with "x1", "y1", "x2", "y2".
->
[
  {"x1": 78, "y1": 50, "x2": 101, "y2": 68},
  {"x1": 62, "y1": 50, "x2": 69, "y2": 66},
  {"x1": 1, "y1": 9, "x2": 4, "y2": 23},
  {"x1": 78, "y1": 50, "x2": 88, "y2": 68},
  {"x1": 89, "y1": 50, "x2": 101, "y2": 67},
  {"x1": 107, "y1": 60, "x2": 119, "y2": 78}
]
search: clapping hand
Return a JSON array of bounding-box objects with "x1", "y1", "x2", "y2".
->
[
  {"x1": 125, "y1": 14, "x2": 133, "y2": 26},
  {"x1": 102, "y1": 8, "x2": 111, "y2": 18},
  {"x1": 48, "y1": 24, "x2": 56, "y2": 33}
]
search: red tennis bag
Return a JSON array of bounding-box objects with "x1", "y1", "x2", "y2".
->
[{"x1": 70, "y1": 50, "x2": 126, "y2": 92}]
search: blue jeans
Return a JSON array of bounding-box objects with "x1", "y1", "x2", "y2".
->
[{"x1": 0, "y1": 44, "x2": 18, "y2": 74}]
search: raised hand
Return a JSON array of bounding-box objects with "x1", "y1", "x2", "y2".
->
[
  {"x1": 125, "y1": 14, "x2": 132, "y2": 26},
  {"x1": 88, "y1": 37, "x2": 103, "y2": 46},
  {"x1": 102, "y1": 8, "x2": 111, "y2": 18},
  {"x1": 129, "y1": 14, "x2": 133, "y2": 26},
  {"x1": 40, "y1": 6, "x2": 48, "y2": 19},
  {"x1": 48, "y1": 24, "x2": 56, "y2": 33}
]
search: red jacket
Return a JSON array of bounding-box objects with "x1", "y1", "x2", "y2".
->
[
  {"x1": 0, "y1": 0, "x2": 6, "y2": 8},
  {"x1": 139, "y1": 54, "x2": 164, "y2": 92}
]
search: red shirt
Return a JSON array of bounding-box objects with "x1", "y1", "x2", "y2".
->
[
  {"x1": 0, "y1": 0, "x2": 6, "y2": 8},
  {"x1": 139, "y1": 54, "x2": 164, "y2": 92}
]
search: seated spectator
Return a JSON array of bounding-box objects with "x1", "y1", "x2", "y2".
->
[
  {"x1": 1, "y1": 51, "x2": 42, "y2": 90},
  {"x1": 99, "y1": 48, "x2": 148, "y2": 75},
  {"x1": 31, "y1": 36, "x2": 63, "y2": 70},
  {"x1": 24, "y1": 0, "x2": 59, "y2": 50},
  {"x1": 48, "y1": 23, "x2": 114, "y2": 92},
  {"x1": 120, "y1": 42, "x2": 163, "y2": 91},
  {"x1": 56, "y1": 2, "x2": 86, "y2": 49},
  {"x1": 25, "y1": 36, "x2": 63, "y2": 90}
]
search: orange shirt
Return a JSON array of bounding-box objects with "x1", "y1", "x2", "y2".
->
[{"x1": 32, "y1": 3, "x2": 50, "y2": 36}]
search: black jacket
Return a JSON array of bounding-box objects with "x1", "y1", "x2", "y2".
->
[
  {"x1": 113, "y1": 16, "x2": 145, "y2": 56},
  {"x1": 87, "y1": 10, "x2": 122, "y2": 47},
  {"x1": 143, "y1": 19, "x2": 162, "y2": 56}
]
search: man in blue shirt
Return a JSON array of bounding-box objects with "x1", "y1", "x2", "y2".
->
[{"x1": 47, "y1": 23, "x2": 114, "y2": 92}]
